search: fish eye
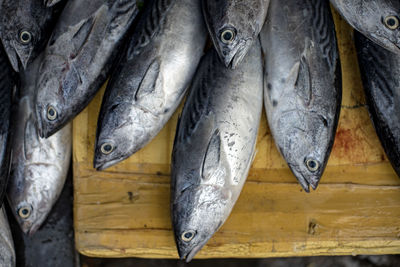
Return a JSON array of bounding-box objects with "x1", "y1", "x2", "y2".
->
[
  {"x1": 19, "y1": 30, "x2": 32, "y2": 44},
  {"x1": 305, "y1": 158, "x2": 320, "y2": 172},
  {"x1": 384, "y1": 16, "x2": 399, "y2": 30},
  {"x1": 100, "y1": 143, "x2": 114, "y2": 155},
  {"x1": 181, "y1": 230, "x2": 196, "y2": 242},
  {"x1": 47, "y1": 105, "x2": 58, "y2": 121},
  {"x1": 18, "y1": 206, "x2": 32, "y2": 219},
  {"x1": 220, "y1": 28, "x2": 236, "y2": 44}
]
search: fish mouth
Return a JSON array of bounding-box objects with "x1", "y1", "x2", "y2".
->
[
  {"x1": 28, "y1": 222, "x2": 42, "y2": 236},
  {"x1": 220, "y1": 39, "x2": 253, "y2": 69},
  {"x1": 2, "y1": 45, "x2": 21, "y2": 72},
  {"x1": 39, "y1": 125, "x2": 54, "y2": 139},
  {"x1": 370, "y1": 33, "x2": 400, "y2": 55},
  {"x1": 25, "y1": 214, "x2": 47, "y2": 236},
  {"x1": 296, "y1": 173, "x2": 310, "y2": 193},
  {"x1": 36, "y1": 110, "x2": 62, "y2": 138},
  {"x1": 18, "y1": 206, "x2": 49, "y2": 236},
  {"x1": 178, "y1": 242, "x2": 205, "y2": 263},
  {"x1": 18, "y1": 220, "x2": 37, "y2": 236},
  {"x1": 308, "y1": 175, "x2": 320, "y2": 191},
  {"x1": 289, "y1": 166, "x2": 321, "y2": 192},
  {"x1": 14, "y1": 47, "x2": 31, "y2": 71},
  {"x1": 1, "y1": 38, "x2": 32, "y2": 71},
  {"x1": 5, "y1": 39, "x2": 33, "y2": 72},
  {"x1": 94, "y1": 157, "x2": 124, "y2": 171}
]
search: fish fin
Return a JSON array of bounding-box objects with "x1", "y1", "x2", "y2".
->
[
  {"x1": 285, "y1": 61, "x2": 300, "y2": 89},
  {"x1": 201, "y1": 129, "x2": 221, "y2": 181},
  {"x1": 70, "y1": 17, "x2": 96, "y2": 58},
  {"x1": 294, "y1": 55, "x2": 312, "y2": 107},
  {"x1": 23, "y1": 116, "x2": 40, "y2": 159},
  {"x1": 135, "y1": 59, "x2": 161, "y2": 101}
]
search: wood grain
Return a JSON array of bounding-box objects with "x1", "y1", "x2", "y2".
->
[{"x1": 73, "y1": 9, "x2": 400, "y2": 258}]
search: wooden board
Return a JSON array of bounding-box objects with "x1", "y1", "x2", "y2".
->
[{"x1": 73, "y1": 11, "x2": 400, "y2": 259}]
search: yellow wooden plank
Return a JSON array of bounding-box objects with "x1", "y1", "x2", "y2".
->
[{"x1": 73, "y1": 9, "x2": 400, "y2": 258}]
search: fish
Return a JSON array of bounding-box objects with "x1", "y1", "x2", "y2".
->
[
  {"x1": 355, "y1": 31, "x2": 400, "y2": 177},
  {"x1": 0, "y1": 0, "x2": 65, "y2": 72},
  {"x1": 202, "y1": 0, "x2": 270, "y2": 69},
  {"x1": 330, "y1": 0, "x2": 400, "y2": 55},
  {"x1": 94, "y1": 0, "x2": 207, "y2": 171},
  {"x1": 0, "y1": 44, "x2": 16, "y2": 206},
  {"x1": 0, "y1": 208, "x2": 15, "y2": 267},
  {"x1": 35, "y1": 0, "x2": 139, "y2": 138},
  {"x1": 171, "y1": 41, "x2": 263, "y2": 262},
  {"x1": 260, "y1": 0, "x2": 342, "y2": 192},
  {"x1": 7, "y1": 56, "x2": 72, "y2": 235}
]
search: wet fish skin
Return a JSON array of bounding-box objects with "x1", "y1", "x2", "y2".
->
[
  {"x1": 202, "y1": 0, "x2": 269, "y2": 69},
  {"x1": 7, "y1": 57, "x2": 71, "y2": 236},
  {"x1": 330, "y1": 0, "x2": 400, "y2": 55},
  {"x1": 260, "y1": 0, "x2": 342, "y2": 191},
  {"x1": 355, "y1": 31, "x2": 400, "y2": 177},
  {"x1": 0, "y1": 208, "x2": 15, "y2": 267},
  {"x1": 0, "y1": 0, "x2": 65, "y2": 72},
  {"x1": 94, "y1": 0, "x2": 207, "y2": 171},
  {"x1": 0, "y1": 44, "x2": 16, "y2": 206},
  {"x1": 35, "y1": 0, "x2": 138, "y2": 138},
  {"x1": 171, "y1": 42, "x2": 263, "y2": 262}
]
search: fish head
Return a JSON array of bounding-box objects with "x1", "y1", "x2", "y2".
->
[
  {"x1": 333, "y1": 0, "x2": 400, "y2": 54},
  {"x1": 203, "y1": 0, "x2": 266, "y2": 69},
  {"x1": 8, "y1": 163, "x2": 62, "y2": 235},
  {"x1": 277, "y1": 111, "x2": 331, "y2": 192},
  {"x1": 371, "y1": 13, "x2": 400, "y2": 54},
  {"x1": 172, "y1": 180, "x2": 230, "y2": 262},
  {"x1": 35, "y1": 54, "x2": 80, "y2": 138},
  {"x1": 94, "y1": 102, "x2": 140, "y2": 171},
  {"x1": 0, "y1": 1, "x2": 44, "y2": 72}
]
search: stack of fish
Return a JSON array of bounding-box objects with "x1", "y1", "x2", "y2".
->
[{"x1": 0, "y1": 0, "x2": 398, "y2": 263}]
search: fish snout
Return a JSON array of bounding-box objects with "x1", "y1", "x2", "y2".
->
[
  {"x1": 2, "y1": 45, "x2": 21, "y2": 72},
  {"x1": 93, "y1": 145, "x2": 123, "y2": 171},
  {"x1": 219, "y1": 39, "x2": 252, "y2": 69},
  {"x1": 28, "y1": 223, "x2": 41, "y2": 236},
  {"x1": 13, "y1": 43, "x2": 33, "y2": 71},
  {"x1": 308, "y1": 175, "x2": 321, "y2": 191}
]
